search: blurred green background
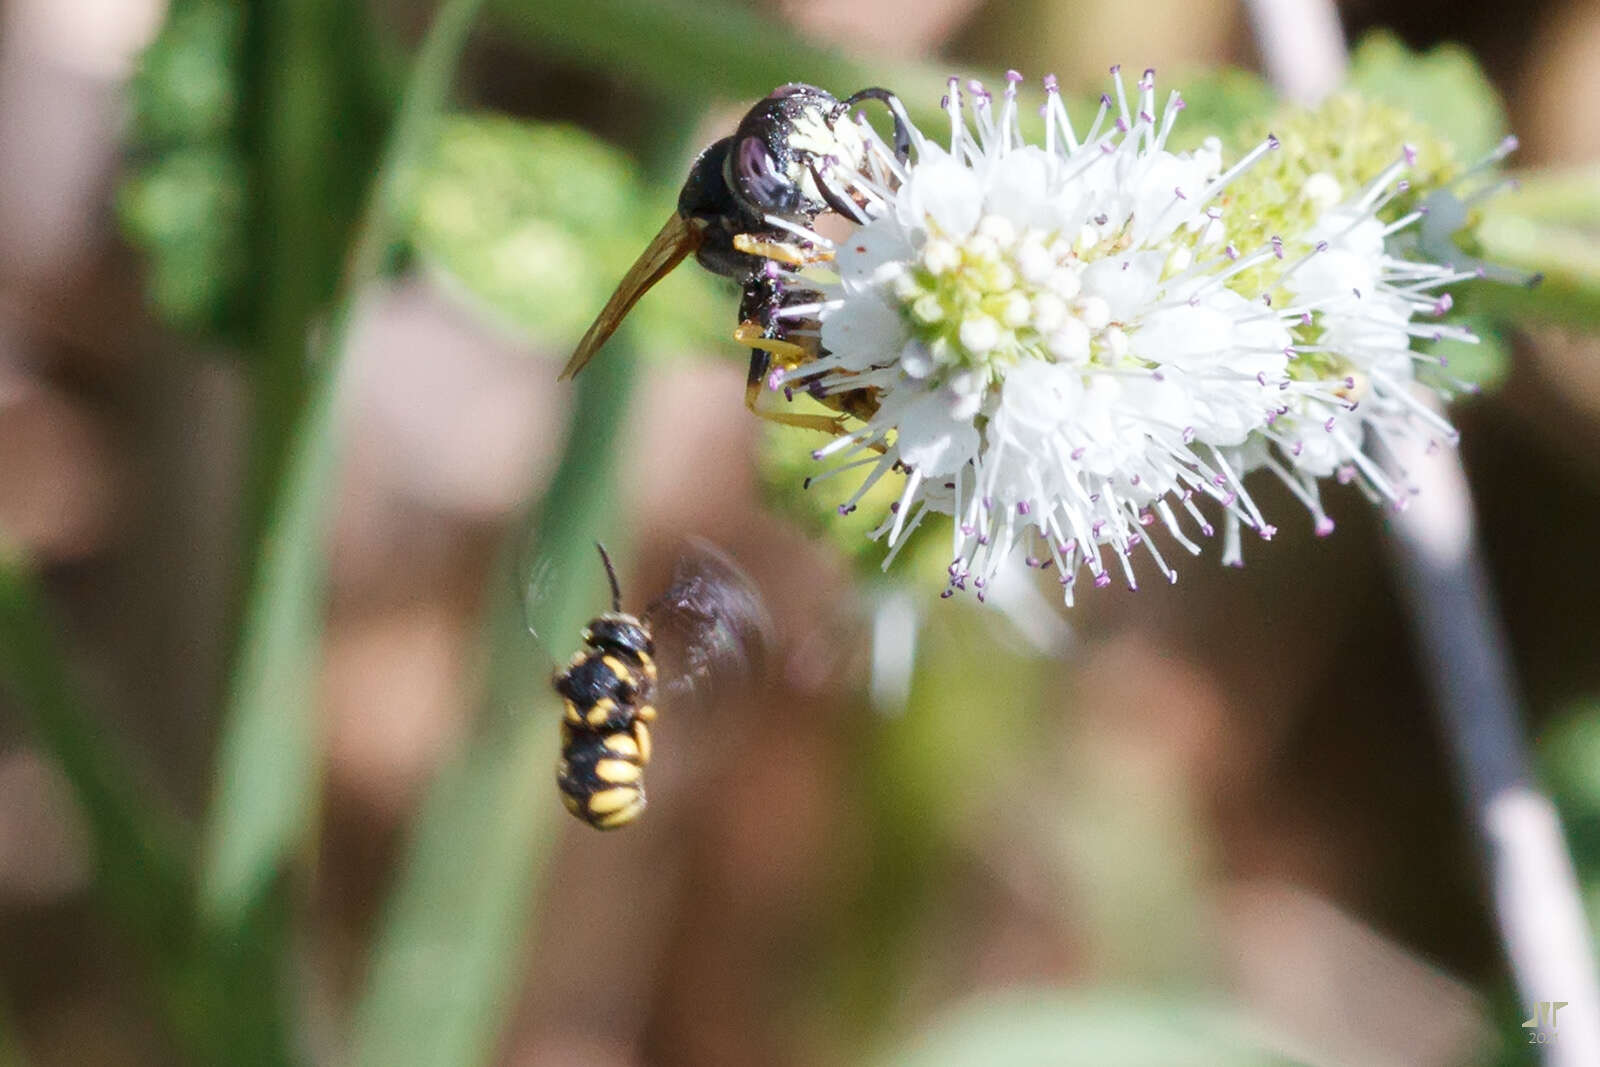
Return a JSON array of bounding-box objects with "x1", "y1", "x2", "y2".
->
[{"x1": 1, "y1": 0, "x2": 1598, "y2": 1064}]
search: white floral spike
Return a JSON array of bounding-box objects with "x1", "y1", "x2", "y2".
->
[{"x1": 781, "y1": 71, "x2": 1478, "y2": 602}]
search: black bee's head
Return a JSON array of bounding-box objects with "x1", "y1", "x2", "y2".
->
[
  {"x1": 674, "y1": 137, "x2": 757, "y2": 278},
  {"x1": 725, "y1": 84, "x2": 848, "y2": 221},
  {"x1": 584, "y1": 613, "x2": 654, "y2": 659},
  {"x1": 674, "y1": 85, "x2": 860, "y2": 278}
]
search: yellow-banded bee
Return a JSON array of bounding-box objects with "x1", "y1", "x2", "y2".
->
[
  {"x1": 552, "y1": 543, "x2": 768, "y2": 830},
  {"x1": 559, "y1": 84, "x2": 911, "y2": 436}
]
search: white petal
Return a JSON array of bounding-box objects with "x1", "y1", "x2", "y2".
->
[
  {"x1": 1080, "y1": 251, "x2": 1165, "y2": 322},
  {"x1": 896, "y1": 387, "x2": 979, "y2": 476},
  {"x1": 820, "y1": 294, "x2": 905, "y2": 369},
  {"x1": 835, "y1": 220, "x2": 915, "y2": 291},
  {"x1": 909, "y1": 155, "x2": 983, "y2": 237}
]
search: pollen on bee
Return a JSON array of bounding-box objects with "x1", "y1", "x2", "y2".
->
[
  {"x1": 587, "y1": 786, "x2": 641, "y2": 816},
  {"x1": 595, "y1": 759, "x2": 643, "y2": 784},
  {"x1": 635, "y1": 722, "x2": 653, "y2": 764},
  {"x1": 563, "y1": 700, "x2": 583, "y2": 725},
  {"x1": 635, "y1": 704, "x2": 657, "y2": 723},
  {"x1": 602, "y1": 655, "x2": 634, "y2": 688},
  {"x1": 604, "y1": 733, "x2": 640, "y2": 759},
  {"x1": 596, "y1": 801, "x2": 645, "y2": 829}
]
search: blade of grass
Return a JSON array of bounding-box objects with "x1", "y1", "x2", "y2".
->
[
  {"x1": 238, "y1": 0, "x2": 391, "y2": 546},
  {"x1": 201, "y1": 0, "x2": 490, "y2": 926},
  {"x1": 0, "y1": 550, "x2": 192, "y2": 964},
  {"x1": 350, "y1": 342, "x2": 634, "y2": 1067}
]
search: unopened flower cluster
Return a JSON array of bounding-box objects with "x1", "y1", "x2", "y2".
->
[{"x1": 777, "y1": 69, "x2": 1484, "y2": 603}]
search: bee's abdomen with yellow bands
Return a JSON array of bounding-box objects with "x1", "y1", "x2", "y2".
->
[{"x1": 556, "y1": 724, "x2": 651, "y2": 830}]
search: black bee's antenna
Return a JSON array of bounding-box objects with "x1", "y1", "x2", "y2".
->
[{"x1": 595, "y1": 542, "x2": 623, "y2": 612}]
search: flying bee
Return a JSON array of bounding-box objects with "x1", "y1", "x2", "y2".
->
[
  {"x1": 559, "y1": 83, "x2": 912, "y2": 437},
  {"x1": 550, "y1": 542, "x2": 770, "y2": 830}
]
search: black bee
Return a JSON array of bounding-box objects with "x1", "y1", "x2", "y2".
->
[
  {"x1": 552, "y1": 543, "x2": 769, "y2": 830},
  {"x1": 559, "y1": 84, "x2": 911, "y2": 435}
]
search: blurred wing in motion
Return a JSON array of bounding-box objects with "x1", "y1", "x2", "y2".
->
[
  {"x1": 557, "y1": 212, "x2": 707, "y2": 380},
  {"x1": 645, "y1": 539, "x2": 773, "y2": 706},
  {"x1": 518, "y1": 548, "x2": 562, "y2": 673}
]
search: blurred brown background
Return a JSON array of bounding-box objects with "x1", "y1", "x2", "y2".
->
[{"x1": 1, "y1": 0, "x2": 1598, "y2": 1064}]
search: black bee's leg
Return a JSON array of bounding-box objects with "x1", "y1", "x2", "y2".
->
[
  {"x1": 733, "y1": 269, "x2": 852, "y2": 436},
  {"x1": 738, "y1": 336, "x2": 852, "y2": 436},
  {"x1": 836, "y1": 87, "x2": 913, "y2": 164}
]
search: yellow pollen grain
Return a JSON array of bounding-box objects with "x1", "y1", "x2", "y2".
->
[
  {"x1": 635, "y1": 704, "x2": 657, "y2": 723},
  {"x1": 595, "y1": 759, "x2": 642, "y2": 784},
  {"x1": 604, "y1": 733, "x2": 640, "y2": 759},
  {"x1": 597, "y1": 801, "x2": 644, "y2": 829},
  {"x1": 602, "y1": 655, "x2": 633, "y2": 687},
  {"x1": 587, "y1": 786, "x2": 640, "y2": 815},
  {"x1": 635, "y1": 722, "x2": 652, "y2": 764}
]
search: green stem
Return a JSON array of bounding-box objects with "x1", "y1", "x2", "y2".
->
[
  {"x1": 351, "y1": 342, "x2": 635, "y2": 1067},
  {"x1": 202, "y1": 0, "x2": 490, "y2": 928},
  {"x1": 238, "y1": 0, "x2": 387, "y2": 546}
]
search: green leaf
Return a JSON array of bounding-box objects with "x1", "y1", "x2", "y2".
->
[
  {"x1": 127, "y1": 0, "x2": 243, "y2": 146},
  {"x1": 1419, "y1": 312, "x2": 1510, "y2": 393},
  {"x1": 120, "y1": 1, "x2": 248, "y2": 336},
  {"x1": 490, "y1": 0, "x2": 967, "y2": 130},
  {"x1": 200, "y1": 0, "x2": 490, "y2": 927},
  {"x1": 875, "y1": 988, "x2": 1299, "y2": 1067},
  {"x1": 409, "y1": 116, "x2": 724, "y2": 355},
  {"x1": 198, "y1": 371, "x2": 339, "y2": 922},
  {"x1": 349, "y1": 335, "x2": 635, "y2": 1067},
  {"x1": 1543, "y1": 702, "x2": 1600, "y2": 821},
  {"x1": 1347, "y1": 31, "x2": 1507, "y2": 161},
  {"x1": 1470, "y1": 168, "x2": 1600, "y2": 332},
  {"x1": 117, "y1": 146, "x2": 250, "y2": 330},
  {"x1": 1163, "y1": 67, "x2": 1277, "y2": 150}
]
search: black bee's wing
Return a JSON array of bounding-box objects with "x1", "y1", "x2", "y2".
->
[{"x1": 644, "y1": 539, "x2": 773, "y2": 706}]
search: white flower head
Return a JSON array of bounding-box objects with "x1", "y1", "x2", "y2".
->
[{"x1": 772, "y1": 69, "x2": 1475, "y2": 604}]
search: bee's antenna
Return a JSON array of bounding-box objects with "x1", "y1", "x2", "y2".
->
[{"x1": 595, "y1": 542, "x2": 623, "y2": 612}]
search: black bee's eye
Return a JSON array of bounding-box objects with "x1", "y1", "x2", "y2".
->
[{"x1": 731, "y1": 135, "x2": 803, "y2": 216}]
